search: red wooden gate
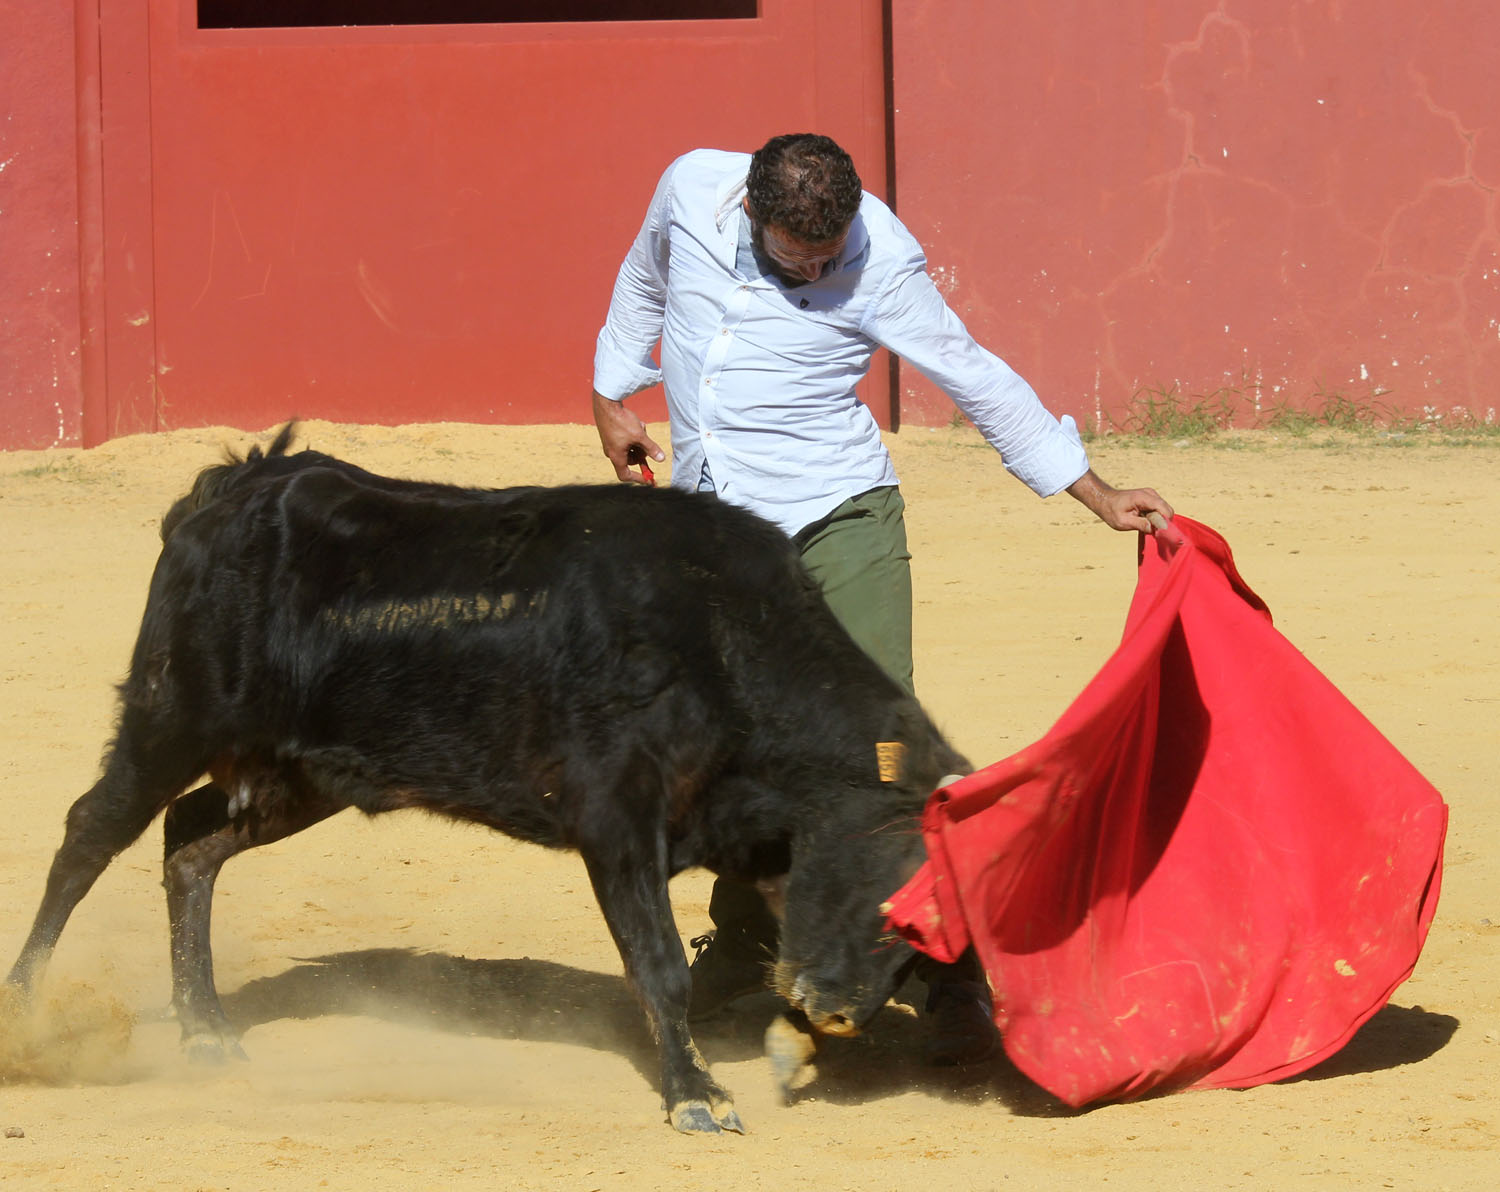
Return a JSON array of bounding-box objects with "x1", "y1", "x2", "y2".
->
[{"x1": 88, "y1": 0, "x2": 890, "y2": 443}]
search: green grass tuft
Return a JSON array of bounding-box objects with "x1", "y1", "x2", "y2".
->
[{"x1": 1087, "y1": 381, "x2": 1499, "y2": 446}]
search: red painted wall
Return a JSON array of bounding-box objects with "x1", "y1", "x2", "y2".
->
[
  {"x1": 5, "y1": 0, "x2": 889, "y2": 448},
  {"x1": 136, "y1": 1, "x2": 888, "y2": 441},
  {"x1": 0, "y1": 0, "x2": 86, "y2": 448},
  {"x1": 7, "y1": 2, "x2": 1499, "y2": 449},
  {"x1": 891, "y1": 1, "x2": 1500, "y2": 430}
]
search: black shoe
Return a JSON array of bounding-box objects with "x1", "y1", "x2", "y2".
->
[
  {"x1": 687, "y1": 930, "x2": 771, "y2": 1021},
  {"x1": 923, "y1": 979, "x2": 1000, "y2": 1066}
]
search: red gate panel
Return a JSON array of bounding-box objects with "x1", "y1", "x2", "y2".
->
[{"x1": 95, "y1": 0, "x2": 889, "y2": 440}]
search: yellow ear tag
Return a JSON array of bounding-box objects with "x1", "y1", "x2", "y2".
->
[{"x1": 876, "y1": 741, "x2": 906, "y2": 783}]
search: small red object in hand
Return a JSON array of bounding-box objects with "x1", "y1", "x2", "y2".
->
[{"x1": 627, "y1": 446, "x2": 655, "y2": 486}]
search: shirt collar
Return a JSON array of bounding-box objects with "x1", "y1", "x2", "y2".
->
[
  {"x1": 714, "y1": 174, "x2": 748, "y2": 268},
  {"x1": 715, "y1": 171, "x2": 871, "y2": 278}
]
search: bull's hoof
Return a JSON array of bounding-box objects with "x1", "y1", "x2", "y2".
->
[
  {"x1": 182, "y1": 1031, "x2": 248, "y2": 1064},
  {"x1": 668, "y1": 1099, "x2": 746, "y2": 1135},
  {"x1": 765, "y1": 1010, "x2": 818, "y2": 1104}
]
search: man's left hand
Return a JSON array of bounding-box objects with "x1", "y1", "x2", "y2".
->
[{"x1": 1065, "y1": 469, "x2": 1175, "y2": 533}]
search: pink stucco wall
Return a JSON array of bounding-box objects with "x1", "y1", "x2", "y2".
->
[{"x1": 891, "y1": 1, "x2": 1500, "y2": 430}]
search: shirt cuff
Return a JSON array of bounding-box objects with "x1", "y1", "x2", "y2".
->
[
  {"x1": 1005, "y1": 414, "x2": 1092, "y2": 497},
  {"x1": 593, "y1": 330, "x2": 664, "y2": 401}
]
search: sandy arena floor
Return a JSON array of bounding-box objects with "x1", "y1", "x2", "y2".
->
[{"x1": 1, "y1": 421, "x2": 1495, "y2": 1190}]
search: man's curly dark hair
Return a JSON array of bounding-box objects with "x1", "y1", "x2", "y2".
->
[{"x1": 746, "y1": 133, "x2": 863, "y2": 244}]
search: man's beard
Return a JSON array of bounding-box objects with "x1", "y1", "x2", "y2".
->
[{"x1": 750, "y1": 221, "x2": 814, "y2": 288}]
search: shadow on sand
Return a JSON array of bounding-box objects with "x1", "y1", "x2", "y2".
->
[
  {"x1": 215, "y1": 947, "x2": 1049, "y2": 1111},
  {"x1": 215, "y1": 949, "x2": 1459, "y2": 1116},
  {"x1": 1287, "y1": 1002, "x2": 1458, "y2": 1084}
]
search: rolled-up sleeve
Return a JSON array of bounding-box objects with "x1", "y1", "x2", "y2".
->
[
  {"x1": 864, "y1": 263, "x2": 1090, "y2": 497},
  {"x1": 593, "y1": 168, "x2": 675, "y2": 400}
]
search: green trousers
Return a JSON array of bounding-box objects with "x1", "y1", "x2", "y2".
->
[
  {"x1": 709, "y1": 484, "x2": 914, "y2": 935},
  {"x1": 793, "y1": 484, "x2": 915, "y2": 697}
]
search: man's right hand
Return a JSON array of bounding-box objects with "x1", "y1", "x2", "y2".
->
[{"x1": 592, "y1": 390, "x2": 665, "y2": 485}]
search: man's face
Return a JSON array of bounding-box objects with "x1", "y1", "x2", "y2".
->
[{"x1": 745, "y1": 201, "x2": 850, "y2": 287}]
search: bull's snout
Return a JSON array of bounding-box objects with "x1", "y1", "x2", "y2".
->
[
  {"x1": 808, "y1": 1008, "x2": 859, "y2": 1037},
  {"x1": 786, "y1": 973, "x2": 862, "y2": 1038}
]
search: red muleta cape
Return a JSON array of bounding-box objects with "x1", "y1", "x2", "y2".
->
[{"x1": 886, "y1": 515, "x2": 1447, "y2": 1106}]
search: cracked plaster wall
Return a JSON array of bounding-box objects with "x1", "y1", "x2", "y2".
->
[{"x1": 892, "y1": 0, "x2": 1500, "y2": 428}]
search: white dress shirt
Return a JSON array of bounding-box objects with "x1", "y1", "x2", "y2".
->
[{"x1": 593, "y1": 149, "x2": 1091, "y2": 537}]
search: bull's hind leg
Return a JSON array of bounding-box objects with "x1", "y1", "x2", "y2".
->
[
  {"x1": 577, "y1": 816, "x2": 744, "y2": 1135},
  {"x1": 6, "y1": 720, "x2": 206, "y2": 994},
  {"x1": 162, "y1": 780, "x2": 343, "y2": 1061}
]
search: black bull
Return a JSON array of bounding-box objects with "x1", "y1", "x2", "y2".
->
[{"x1": 5, "y1": 426, "x2": 970, "y2": 1133}]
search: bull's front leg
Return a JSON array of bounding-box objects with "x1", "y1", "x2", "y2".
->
[{"x1": 579, "y1": 842, "x2": 744, "y2": 1134}]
